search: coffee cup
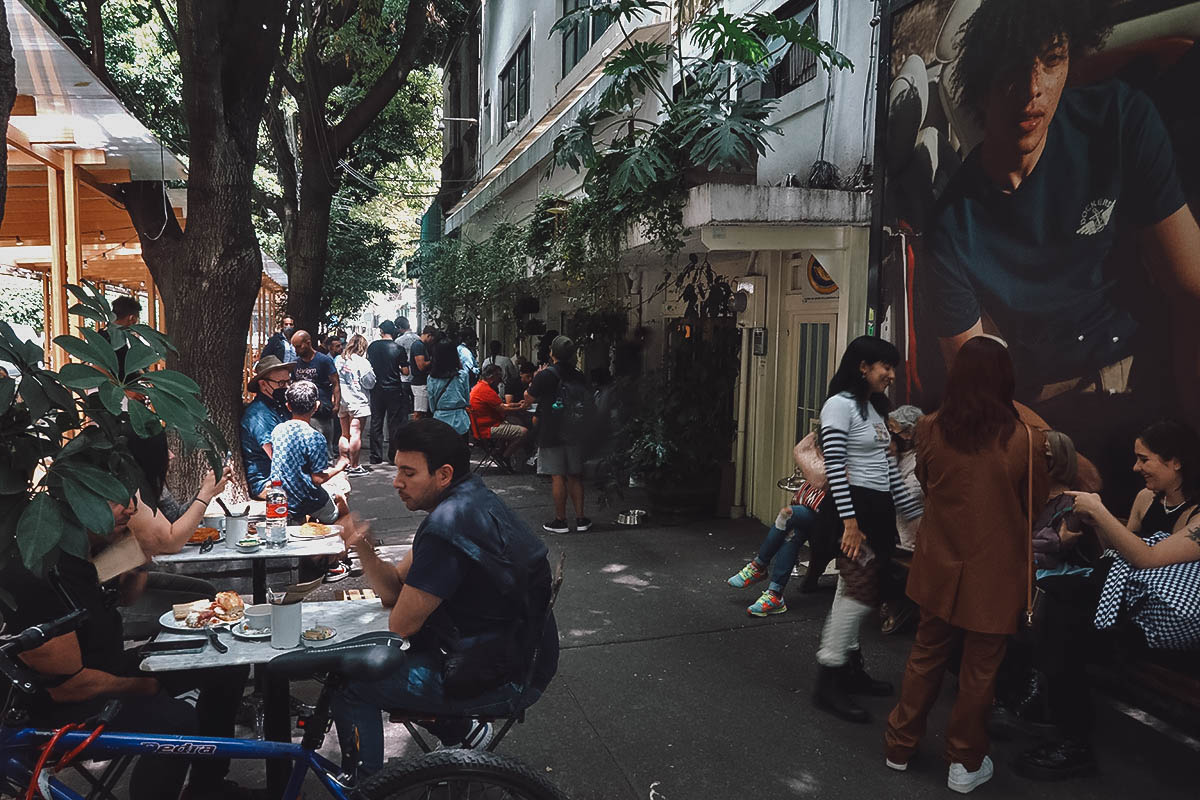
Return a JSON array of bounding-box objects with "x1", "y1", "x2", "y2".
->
[
  {"x1": 225, "y1": 516, "x2": 249, "y2": 548},
  {"x1": 270, "y1": 602, "x2": 302, "y2": 649},
  {"x1": 244, "y1": 603, "x2": 271, "y2": 632},
  {"x1": 201, "y1": 513, "x2": 225, "y2": 534}
]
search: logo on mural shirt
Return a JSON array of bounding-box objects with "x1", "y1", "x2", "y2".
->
[{"x1": 1076, "y1": 198, "x2": 1116, "y2": 236}]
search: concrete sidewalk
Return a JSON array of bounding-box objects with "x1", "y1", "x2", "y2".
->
[{"x1": 283, "y1": 464, "x2": 1200, "y2": 800}]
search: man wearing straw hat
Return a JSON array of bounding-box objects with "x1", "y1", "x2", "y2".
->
[{"x1": 241, "y1": 355, "x2": 294, "y2": 500}]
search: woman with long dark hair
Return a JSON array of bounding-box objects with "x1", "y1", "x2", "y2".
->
[
  {"x1": 427, "y1": 339, "x2": 471, "y2": 436},
  {"x1": 885, "y1": 337, "x2": 1048, "y2": 793},
  {"x1": 811, "y1": 336, "x2": 923, "y2": 721},
  {"x1": 1013, "y1": 418, "x2": 1200, "y2": 780}
]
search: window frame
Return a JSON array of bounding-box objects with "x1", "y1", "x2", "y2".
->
[
  {"x1": 561, "y1": 0, "x2": 612, "y2": 77},
  {"x1": 499, "y1": 34, "x2": 531, "y2": 141}
]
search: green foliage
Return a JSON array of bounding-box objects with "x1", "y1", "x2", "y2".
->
[
  {"x1": 413, "y1": 223, "x2": 535, "y2": 325},
  {"x1": 548, "y1": 0, "x2": 851, "y2": 255},
  {"x1": 0, "y1": 283, "x2": 224, "y2": 575},
  {"x1": 0, "y1": 287, "x2": 45, "y2": 333},
  {"x1": 321, "y1": 204, "x2": 401, "y2": 321}
]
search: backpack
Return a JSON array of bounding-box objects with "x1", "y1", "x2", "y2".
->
[{"x1": 542, "y1": 365, "x2": 594, "y2": 445}]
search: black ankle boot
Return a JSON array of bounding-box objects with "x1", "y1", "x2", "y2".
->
[
  {"x1": 842, "y1": 648, "x2": 895, "y2": 696},
  {"x1": 800, "y1": 554, "x2": 832, "y2": 592},
  {"x1": 813, "y1": 665, "x2": 870, "y2": 723}
]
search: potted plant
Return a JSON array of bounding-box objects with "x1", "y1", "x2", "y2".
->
[{"x1": 0, "y1": 282, "x2": 223, "y2": 579}]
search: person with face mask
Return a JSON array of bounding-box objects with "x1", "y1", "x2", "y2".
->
[{"x1": 241, "y1": 355, "x2": 294, "y2": 500}]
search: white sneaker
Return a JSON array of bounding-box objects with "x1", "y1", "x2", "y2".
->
[
  {"x1": 885, "y1": 758, "x2": 908, "y2": 772},
  {"x1": 948, "y1": 756, "x2": 993, "y2": 794},
  {"x1": 436, "y1": 720, "x2": 494, "y2": 751}
]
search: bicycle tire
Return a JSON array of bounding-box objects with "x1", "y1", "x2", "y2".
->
[{"x1": 358, "y1": 749, "x2": 568, "y2": 800}]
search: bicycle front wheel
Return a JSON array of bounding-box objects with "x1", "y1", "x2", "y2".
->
[{"x1": 359, "y1": 750, "x2": 568, "y2": 800}]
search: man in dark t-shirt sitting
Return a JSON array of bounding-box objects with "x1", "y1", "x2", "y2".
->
[
  {"x1": 922, "y1": 0, "x2": 1200, "y2": 509},
  {"x1": 331, "y1": 419, "x2": 558, "y2": 778}
]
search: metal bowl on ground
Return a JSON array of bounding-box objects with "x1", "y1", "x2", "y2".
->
[{"x1": 616, "y1": 509, "x2": 647, "y2": 526}]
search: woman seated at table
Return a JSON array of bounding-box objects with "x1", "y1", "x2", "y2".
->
[
  {"x1": 1016, "y1": 419, "x2": 1200, "y2": 780},
  {"x1": 118, "y1": 430, "x2": 232, "y2": 638}
]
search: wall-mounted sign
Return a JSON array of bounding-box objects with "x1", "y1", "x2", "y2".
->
[{"x1": 807, "y1": 255, "x2": 838, "y2": 295}]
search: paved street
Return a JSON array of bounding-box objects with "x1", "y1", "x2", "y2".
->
[{"x1": 268, "y1": 462, "x2": 1199, "y2": 800}]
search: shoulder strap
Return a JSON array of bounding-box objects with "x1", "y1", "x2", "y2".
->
[{"x1": 1024, "y1": 422, "x2": 1035, "y2": 626}]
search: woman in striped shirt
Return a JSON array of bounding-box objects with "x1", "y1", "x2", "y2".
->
[{"x1": 812, "y1": 336, "x2": 923, "y2": 723}]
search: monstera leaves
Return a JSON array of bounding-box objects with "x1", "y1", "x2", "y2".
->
[{"x1": 0, "y1": 282, "x2": 224, "y2": 576}]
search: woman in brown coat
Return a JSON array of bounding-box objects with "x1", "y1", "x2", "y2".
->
[{"x1": 884, "y1": 337, "x2": 1048, "y2": 794}]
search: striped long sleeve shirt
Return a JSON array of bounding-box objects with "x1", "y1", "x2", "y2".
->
[{"x1": 820, "y1": 392, "x2": 924, "y2": 521}]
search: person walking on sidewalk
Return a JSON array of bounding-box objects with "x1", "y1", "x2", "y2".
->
[
  {"x1": 527, "y1": 336, "x2": 593, "y2": 533},
  {"x1": 884, "y1": 336, "x2": 1048, "y2": 794},
  {"x1": 291, "y1": 330, "x2": 341, "y2": 459},
  {"x1": 336, "y1": 334, "x2": 375, "y2": 476},
  {"x1": 811, "y1": 336, "x2": 923, "y2": 723},
  {"x1": 366, "y1": 320, "x2": 410, "y2": 465}
]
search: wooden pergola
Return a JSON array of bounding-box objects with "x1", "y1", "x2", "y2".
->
[{"x1": 0, "y1": 0, "x2": 284, "y2": 373}]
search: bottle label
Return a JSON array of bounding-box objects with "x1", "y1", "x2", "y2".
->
[{"x1": 266, "y1": 501, "x2": 287, "y2": 519}]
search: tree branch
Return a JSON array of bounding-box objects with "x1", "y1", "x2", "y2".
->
[
  {"x1": 329, "y1": 0, "x2": 360, "y2": 31},
  {"x1": 82, "y1": 0, "x2": 109, "y2": 83},
  {"x1": 329, "y1": 0, "x2": 430, "y2": 155},
  {"x1": 151, "y1": 0, "x2": 179, "y2": 49}
]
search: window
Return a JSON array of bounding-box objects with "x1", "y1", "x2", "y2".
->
[
  {"x1": 762, "y1": 4, "x2": 819, "y2": 99},
  {"x1": 561, "y1": 0, "x2": 612, "y2": 76},
  {"x1": 499, "y1": 35, "x2": 531, "y2": 140}
]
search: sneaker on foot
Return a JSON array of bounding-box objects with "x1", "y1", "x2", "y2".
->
[
  {"x1": 543, "y1": 518, "x2": 569, "y2": 534},
  {"x1": 436, "y1": 720, "x2": 494, "y2": 751},
  {"x1": 948, "y1": 756, "x2": 994, "y2": 794},
  {"x1": 323, "y1": 561, "x2": 351, "y2": 583},
  {"x1": 728, "y1": 561, "x2": 768, "y2": 588},
  {"x1": 885, "y1": 758, "x2": 908, "y2": 772},
  {"x1": 747, "y1": 590, "x2": 786, "y2": 616},
  {"x1": 347, "y1": 465, "x2": 369, "y2": 476},
  {"x1": 575, "y1": 516, "x2": 592, "y2": 532}
]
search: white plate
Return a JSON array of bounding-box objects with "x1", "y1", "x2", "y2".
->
[
  {"x1": 287, "y1": 524, "x2": 343, "y2": 541},
  {"x1": 157, "y1": 608, "x2": 244, "y2": 632},
  {"x1": 185, "y1": 534, "x2": 225, "y2": 546},
  {"x1": 230, "y1": 621, "x2": 272, "y2": 640}
]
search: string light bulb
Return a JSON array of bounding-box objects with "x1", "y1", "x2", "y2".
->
[
  {"x1": 98, "y1": 230, "x2": 106, "y2": 241},
  {"x1": 15, "y1": 236, "x2": 22, "y2": 246}
]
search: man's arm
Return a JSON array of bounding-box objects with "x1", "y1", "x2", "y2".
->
[
  {"x1": 20, "y1": 634, "x2": 158, "y2": 703},
  {"x1": 328, "y1": 364, "x2": 341, "y2": 412},
  {"x1": 1143, "y1": 206, "x2": 1200, "y2": 421},
  {"x1": 311, "y1": 456, "x2": 349, "y2": 485},
  {"x1": 339, "y1": 514, "x2": 411, "y2": 606},
  {"x1": 388, "y1": 585, "x2": 443, "y2": 637},
  {"x1": 938, "y1": 320, "x2": 985, "y2": 368}
]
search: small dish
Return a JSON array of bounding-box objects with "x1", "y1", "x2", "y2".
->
[
  {"x1": 230, "y1": 620, "x2": 272, "y2": 640},
  {"x1": 301, "y1": 625, "x2": 336, "y2": 647},
  {"x1": 235, "y1": 538, "x2": 262, "y2": 553}
]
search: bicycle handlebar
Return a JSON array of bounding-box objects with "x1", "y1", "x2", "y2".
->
[{"x1": 0, "y1": 610, "x2": 89, "y2": 656}]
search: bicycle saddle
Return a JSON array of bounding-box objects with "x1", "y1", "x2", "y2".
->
[{"x1": 267, "y1": 631, "x2": 408, "y2": 680}]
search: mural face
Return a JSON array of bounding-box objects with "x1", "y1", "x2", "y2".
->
[{"x1": 879, "y1": 0, "x2": 1200, "y2": 509}]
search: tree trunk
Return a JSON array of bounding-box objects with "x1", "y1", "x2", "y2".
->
[
  {"x1": 122, "y1": 0, "x2": 285, "y2": 499},
  {"x1": 285, "y1": 181, "x2": 336, "y2": 333},
  {"x1": 0, "y1": 3, "x2": 16, "y2": 225}
]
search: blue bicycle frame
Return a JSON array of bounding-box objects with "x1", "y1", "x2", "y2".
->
[{"x1": 0, "y1": 725, "x2": 353, "y2": 800}]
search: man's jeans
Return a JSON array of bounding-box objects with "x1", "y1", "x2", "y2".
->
[
  {"x1": 755, "y1": 505, "x2": 819, "y2": 594},
  {"x1": 331, "y1": 644, "x2": 540, "y2": 776},
  {"x1": 368, "y1": 386, "x2": 411, "y2": 464},
  {"x1": 310, "y1": 412, "x2": 340, "y2": 459}
]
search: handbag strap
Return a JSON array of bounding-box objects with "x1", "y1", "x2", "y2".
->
[{"x1": 1024, "y1": 422, "x2": 1035, "y2": 626}]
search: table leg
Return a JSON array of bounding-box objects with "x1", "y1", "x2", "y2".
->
[
  {"x1": 264, "y1": 671, "x2": 292, "y2": 799},
  {"x1": 253, "y1": 560, "x2": 267, "y2": 605}
]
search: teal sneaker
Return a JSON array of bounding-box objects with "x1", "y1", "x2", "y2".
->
[
  {"x1": 747, "y1": 590, "x2": 787, "y2": 617},
  {"x1": 728, "y1": 561, "x2": 768, "y2": 588}
]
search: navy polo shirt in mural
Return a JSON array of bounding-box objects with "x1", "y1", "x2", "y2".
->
[{"x1": 923, "y1": 80, "x2": 1186, "y2": 393}]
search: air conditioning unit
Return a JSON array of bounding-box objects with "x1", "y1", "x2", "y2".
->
[{"x1": 732, "y1": 275, "x2": 766, "y2": 328}]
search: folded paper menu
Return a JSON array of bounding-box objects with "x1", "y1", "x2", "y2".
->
[{"x1": 91, "y1": 535, "x2": 148, "y2": 583}]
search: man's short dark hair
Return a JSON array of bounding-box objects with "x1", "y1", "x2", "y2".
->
[
  {"x1": 392, "y1": 418, "x2": 471, "y2": 480},
  {"x1": 112, "y1": 295, "x2": 142, "y2": 320},
  {"x1": 396, "y1": 316, "x2": 411, "y2": 332},
  {"x1": 519, "y1": 361, "x2": 535, "y2": 376},
  {"x1": 286, "y1": 380, "x2": 319, "y2": 414},
  {"x1": 952, "y1": 0, "x2": 1111, "y2": 120},
  {"x1": 379, "y1": 320, "x2": 397, "y2": 336},
  {"x1": 488, "y1": 339, "x2": 503, "y2": 356},
  {"x1": 481, "y1": 364, "x2": 503, "y2": 382},
  {"x1": 327, "y1": 336, "x2": 342, "y2": 346},
  {"x1": 422, "y1": 325, "x2": 439, "y2": 338}
]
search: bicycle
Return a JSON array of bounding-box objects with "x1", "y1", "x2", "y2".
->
[{"x1": 0, "y1": 610, "x2": 567, "y2": 800}]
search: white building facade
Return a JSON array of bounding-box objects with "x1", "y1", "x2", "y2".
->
[{"x1": 439, "y1": 0, "x2": 883, "y2": 523}]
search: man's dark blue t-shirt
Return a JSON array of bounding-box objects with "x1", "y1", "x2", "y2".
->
[
  {"x1": 292, "y1": 352, "x2": 337, "y2": 412},
  {"x1": 923, "y1": 81, "x2": 1186, "y2": 392},
  {"x1": 409, "y1": 339, "x2": 429, "y2": 386}
]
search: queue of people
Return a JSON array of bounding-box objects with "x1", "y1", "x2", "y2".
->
[{"x1": 723, "y1": 332, "x2": 1200, "y2": 793}]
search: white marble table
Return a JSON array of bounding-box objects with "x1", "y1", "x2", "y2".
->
[
  {"x1": 139, "y1": 600, "x2": 391, "y2": 672},
  {"x1": 152, "y1": 528, "x2": 346, "y2": 603}
]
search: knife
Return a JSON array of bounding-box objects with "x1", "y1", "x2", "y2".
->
[{"x1": 206, "y1": 626, "x2": 228, "y2": 654}]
